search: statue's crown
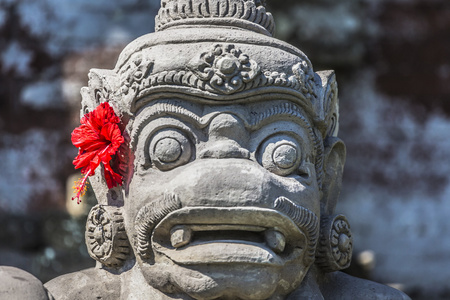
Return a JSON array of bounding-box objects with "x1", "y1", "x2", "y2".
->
[
  {"x1": 82, "y1": 0, "x2": 339, "y2": 142},
  {"x1": 155, "y1": 0, "x2": 275, "y2": 36}
]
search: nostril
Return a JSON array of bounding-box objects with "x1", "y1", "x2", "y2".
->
[{"x1": 199, "y1": 141, "x2": 250, "y2": 159}]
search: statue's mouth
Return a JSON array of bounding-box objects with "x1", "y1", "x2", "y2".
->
[{"x1": 151, "y1": 207, "x2": 307, "y2": 266}]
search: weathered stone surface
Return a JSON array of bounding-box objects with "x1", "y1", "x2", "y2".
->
[
  {"x1": 0, "y1": 266, "x2": 51, "y2": 300},
  {"x1": 45, "y1": 267, "x2": 120, "y2": 300},
  {"x1": 44, "y1": 1, "x2": 411, "y2": 299},
  {"x1": 1, "y1": 3, "x2": 449, "y2": 297}
]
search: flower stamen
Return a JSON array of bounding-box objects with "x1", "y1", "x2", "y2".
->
[{"x1": 72, "y1": 173, "x2": 90, "y2": 204}]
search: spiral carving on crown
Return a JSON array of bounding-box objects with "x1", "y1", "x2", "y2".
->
[
  {"x1": 188, "y1": 44, "x2": 260, "y2": 94},
  {"x1": 155, "y1": 0, "x2": 275, "y2": 35}
]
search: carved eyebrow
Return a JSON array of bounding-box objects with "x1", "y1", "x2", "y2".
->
[
  {"x1": 131, "y1": 100, "x2": 251, "y2": 139},
  {"x1": 144, "y1": 100, "x2": 202, "y2": 123},
  {"x1": 248, "y1": 102, "x2": 313, "y2": 130},
  {"x1": 249, "y1": 102, "x2": 324, "y2": 189},
  {"x1": 130, "y1": 100, "x2": 204, "y2": 149}
]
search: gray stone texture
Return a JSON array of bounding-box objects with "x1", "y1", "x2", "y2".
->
[
  {"x1": 0, "y1": 266, "x2": 52, "y2": 300},
  {"x1": 0, "y1": 0, "x2": 448, "y2": 299},
  {"x1": 42, "y1": 0, "x2": 408, "y2": 298}
]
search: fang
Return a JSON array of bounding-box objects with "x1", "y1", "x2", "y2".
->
[
  {"x1": 265, "y1": 229, "x2": 286, "y2": 254},
  {"x1": 170, "y1": 225, "x2": 192, "y2": 248}
]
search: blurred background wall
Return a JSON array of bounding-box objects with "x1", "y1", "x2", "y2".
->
[{"x1": 0, "y1": 0, "x2": 449, "y2": 298}]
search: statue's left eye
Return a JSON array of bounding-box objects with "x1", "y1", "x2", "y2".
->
[
  {"x1": 257, "y1": 134, "x2": 302, "y2": 176},
  {"x1": 149, "y1": 129, "x2": 193, "y2": 171}
]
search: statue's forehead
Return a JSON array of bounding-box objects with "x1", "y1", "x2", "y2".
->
[
  {"x1": 129, "y1": 98, "x2": 318, "y2": 150},
  {"x1": 131, "y1": 98, "x2": 315, "y2": 128},
  {"x1": 82, "y1": 30, "x2": 339, "y2": 140}
]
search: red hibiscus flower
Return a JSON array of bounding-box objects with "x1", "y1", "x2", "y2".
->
[{"x1": 71, "y1": 102, "x2": 124, "y2": 203}]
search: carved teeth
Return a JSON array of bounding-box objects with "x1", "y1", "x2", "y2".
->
[
  {"x1": 169, "y1": 225, "x2": 286, "y2": 253},
  {"x1": 264, "y1": 229, "x2": 286, "y2": 254},
  {"x1": 170, "y1": 225, "x2": 192, "y2": 248}
]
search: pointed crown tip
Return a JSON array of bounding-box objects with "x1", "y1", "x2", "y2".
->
[{"x1": 155, "y1": 0, "x2": 275, "y2": 36}]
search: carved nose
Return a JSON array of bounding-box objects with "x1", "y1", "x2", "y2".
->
[
  {"x1": 199, "y1": 113, "x2": 250, "y2": 159},
  {"x1": 199, "y1": 141, "x2": 250, "y2": 159}
]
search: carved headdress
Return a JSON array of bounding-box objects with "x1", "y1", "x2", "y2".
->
[
  {"x1": 81, "y1": 0, "x2": 339, "y2": 140},
  {"x1": 75, "y1": 0, "x2": 354, "y2": 284}
]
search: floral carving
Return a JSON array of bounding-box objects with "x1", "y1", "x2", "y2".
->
[
  {"x1": 293, "y1": 61, "x2": 317, "y2": 102},
  {"x1": 85, "y1": 205, "x2": 130, "y2": 268},
  {"x1": 120, "y1": 53, "x2": 154, "y2": 98},
  {"x1": 117, "y1": 45, "x2": 317, "y2": 111},
  {"x1": 188, "y1": 44, "x2": 261, "y2": 94},
  {"x1": 316, "y1": 214, "x2": 353, "y2": 272}
]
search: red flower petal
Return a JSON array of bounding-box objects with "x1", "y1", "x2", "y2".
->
[
  {"x1": 73, "y1": 150, "x2": 97, "y2": 171},
  {"x1": 71, "y1": 102, "x2": 124, "y2": 203},
  {"x1": 72, "y1": 124, "x2": 107, "y2": 152},
  {"x1": 104, "y1": 162, "x2": 122, "y2": 189},
  {"x1": 100, "y1": 123, "x2": 124, "y2": 153}
]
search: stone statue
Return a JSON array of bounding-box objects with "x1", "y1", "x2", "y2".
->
[{"x1": 2, "y1": 1, "x2": 410, "y2": 299}]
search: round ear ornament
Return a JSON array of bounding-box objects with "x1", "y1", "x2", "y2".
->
[
  {"x1": 315, "y1": 214, "x2": 353, "y2": 272},
  {"x1": 85, "y1": 205, "x2": 130, "y2": 268}
]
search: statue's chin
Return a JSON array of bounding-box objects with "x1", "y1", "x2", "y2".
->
[{"x1": 140, "y1": 260, "x2": 307, "y2": 300}]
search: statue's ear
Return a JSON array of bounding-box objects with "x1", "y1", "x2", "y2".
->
[
  {"x1": 321, "y1": 137, "x2": 346, "y2": 215},
  {"x1": 314, "y1": 70, "x2": 343, "y2": 214},
  {"x1": 81, "y1": 68, "x2": 118, "y2": 117}
]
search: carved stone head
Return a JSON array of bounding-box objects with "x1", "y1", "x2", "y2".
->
[{"x1": 81, "y1": 1, "x2": 350, "y2": 299}]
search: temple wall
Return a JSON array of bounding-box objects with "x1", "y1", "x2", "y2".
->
[
  {"x1": 0, "y1": 0, "x2": 449, "y2": 298},
  {"x1": 275, "y1": 1, "x2": 450, "y2": 298}
]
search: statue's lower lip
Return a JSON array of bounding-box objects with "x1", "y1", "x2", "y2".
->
[{"x1": 151, "y1": 207, "x2": 307, "y2": 266}]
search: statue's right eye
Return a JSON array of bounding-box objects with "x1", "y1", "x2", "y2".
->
[{"x1": 148, "y1": 128, "x2": 193, "y2": 171}]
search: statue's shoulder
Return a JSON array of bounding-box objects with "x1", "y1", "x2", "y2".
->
[
  {"x1": 0, "y1": 266, "x2": 52, "y2": 300},
  {"x1": 320, "y1": 271, "x2": 411, "y2": 300},
  {"x1": 44, "y1": 267, "x2": 121, "y2": 300}
]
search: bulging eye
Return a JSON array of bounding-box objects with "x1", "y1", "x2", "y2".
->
[
  {"x1": 154, "y1": 138, "x2": 182, "y2": 163},
  {"x1": 258, "y1": 135, "x2": 302, "y2": 176},
  {"x1": 149, "y1": 129, "x2": 192, "y2": 171}
]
